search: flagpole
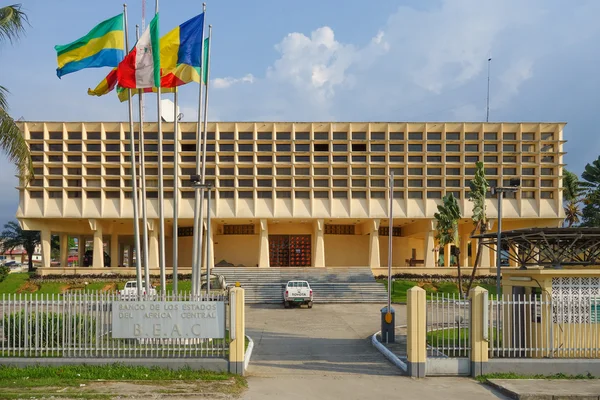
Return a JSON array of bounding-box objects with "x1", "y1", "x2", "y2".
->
[
  {"x1": 202, "y1": 25, "x2": 213, "y2": 296},
  {"x1": 123, "y1": 4, "x2": 143, "y2": 297},
  {"x1": 172, "y1": 88, "x2": 180, "y2": 294},
  {"x1": 136, "y1": 24, "x2": 151, "y2": 295},
  {"x1": 192, "y1": 2, "x2": 207, "y2": 296},
  {"x1": 155, "y1": 0, "x2": 166, "y2": 298}
]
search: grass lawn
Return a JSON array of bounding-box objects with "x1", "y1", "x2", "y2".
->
[
  {"x1": 0, "y1": 364, "x2": 247, "y2": 399},
  {"x1": 378, "y1": 279, "x2": 501, "y2": 303},
  {"x1": 0, "y1": 273, "x2": 30, "y2": 294}
]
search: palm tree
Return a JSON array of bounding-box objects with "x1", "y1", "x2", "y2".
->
[
  {"x1": 0, "y1": 4, "x2": 32, "y2": 180},
  {"x1": 0, "y1": 221, "x2": 40, "y2": 272},
  {"x1": 434, "y1": 193, "x2": 463, "y2": 297},
  {"x1": 466, "y1": 161, "x2": 489, "y2": 293},
  {"x1": 581, "y1": 157, "x2": 600, "y2": 227},
  {"x1": 562, "y1": 169, "x2": 583, "y2": 227}
]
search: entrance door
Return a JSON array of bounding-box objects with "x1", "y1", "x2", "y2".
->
[{"x1": 269, "y1": 235, "x2": 311, "y2": 267}]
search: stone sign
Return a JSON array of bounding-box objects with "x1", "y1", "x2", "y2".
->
[{"x1": 111, "y1": 301, "x2": 225, "y2": 339}]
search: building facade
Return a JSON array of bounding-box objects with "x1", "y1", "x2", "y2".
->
[{"x1": 16, "y1": 121, "x2": 566, "y2": 273}]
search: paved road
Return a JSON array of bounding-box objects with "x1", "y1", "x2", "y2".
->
[{"x1": 242, "y1": 303, "x2": 509, "y2": 400}]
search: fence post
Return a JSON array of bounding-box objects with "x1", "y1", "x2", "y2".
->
[
  {"x1": 228, "y1": 287, "x2": 245, "y2": 375},
  {"x1": 470, "y1": 286, "x2": 489, "y2": 377},
  {"x1": 407, "y1": 286, "x2": 426, "y2": 378}
]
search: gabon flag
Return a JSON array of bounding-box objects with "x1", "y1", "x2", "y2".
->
[{"x1": 117, "y1": 14, "x2": 160, "y2": 88}]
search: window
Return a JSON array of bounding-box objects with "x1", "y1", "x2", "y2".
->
[
  {"x1": 541, "y1": 191, "x2": 554, "y2": 199},
  {"x1": 408, "y1": 168, "x2": 423, "y2": 175},
  {"x1": 522, "y1": 132, "x2": 535, "y2": 141},
  {"x1": 256, "y1": 167, "x2": 271, "y2": 176},
  {"x1": 371, "y1": 144, "x2": 385, "y2": 152},
  {"x1": 234, "y1": 131, "x2": 250, "y2": 140},
  {"x1": 87, "y1": 144, "x2": 100, "y2": 151},
  {"x1": 446, "y1": 144, "x2": 460, "y2": 152},
  {"x1": 503, "y1": 144, "x2": 517, "y2": 152},
  {"x1": 408, "y1": 144, "x2": 422, "y2": 152},
  {"x1": 257, "y1": 144, "x2": 272, "y2": 152},
  {"x1": 257, "y1": 191, "x2": 272, "y2": 199},
  {"x1": 333, "y1": 131, "x2": 347, "y2": 140},
  {"x1": 353, "y1": 167, "x2": 366, "y2": 175},
  {"x1": 87, "y1": 168, "x2": 101, "y2": 175},
  {"x1": 428, "y1": 167, "x2": 441, "y2": 175},
  {"x1": 49, "y1": 179, "x2": 62, "y2": 187},
  {"x1": 446, "y1": 156, "x2": 460, "y2": 163},
  {"x1": 49, "y1": 155, "x2": 64, "y2": 162},
  {"x1": 223, "y1": 224, "x2": 255, "y2": 235},
  {"x1": 181, "y1": 143, "x2": 196, "y2": 152},
  {"x1": 220, "y1": 168, "x2": 234, "y2": 175},
  {"x1": 333, "y1": 155, "x2": 347, "y2": 162},
  {"x1": 541, "y1": 132, "x2": 554, "y2": 140},
  {"x1": 465, "y1": 168, "x2": 476, "y2": 175},
  {"x1": 522, "y1": 156, "x2": 535, "y2": 163},
  {"x1": 465, "y1": 155, "x2": 479, "y2": 163},
  {"x1": 390, "y1": 132, "x2": 404, "y2": 140},
  {"x1": 408, "y1": 156, "x2": 422, "y2": 162},
  {"x1": 446, "y1": 132, "x2": 460, "y2": 140},
  {"x1": 427, "y1": 191, "x2": 442, "y2": 199},
  {"x1": 371, "y1": 156, "x2": 385, "y2": 162},
  {"x1": 390, "y1": 144, "x2": 404, "y2": 152},
  {"x1": 465, "y1": 144, "x2": 478, "y2": 152},
  {"x1": 371, "y1": 168, "x2": 385, "y2": 175},
  {"x1": 522, "y1": 144, "x2": 536, "y2": 152},
  {"x1": 220, "y1": 179, "x2": 235, "y2": 187},
  {"x1": 87, "y1": 132, "x2": 100, "y2": 140},
  {"x1": 47, "y1": 191, "x2": 62, "y2": 199},
  {"x1": 314, "y1": 179, "x2": 328, "y2": 187},
  {"x1": 408, "y1": 132, "x2": 423, "y2": 140},
  {"x1": 446, "y1": 168, "x2": 460, "y2": 175},
  {"x1": 276, "y1": 155, "x2": 291, "y2": 162},
  {"x1": 485, "y1": 167, "x2": 498, "y2": 175},
  {"x1": 277, "y1": 132, "x2": 291, "y2": 140},
  {"x1": 427, "y1": 144, "x2": 441, "y2": 152},
  {"x1": 87, "y1": 191, "x2": 101, "y2": 199},
  {"x1": 408, "y1": 191, "x2": 423, "y2": 199},
  {"x1": 427, "y1": 179, "x2": 441, "y2": 187},
  {"x1": 105, "y1": 155, "x2": 119, "y2": 162},
  {"x1": 314, "y1": 191, "x2": 329, "y2": 199},
  {"x1": 446, "y1": 179, "x2": 460, "y2": 187},
  {"x1": 295, "y1": 191, "x2": 310, "y2": 199},
  {"x1": 503, "y1": 168, "x2": 517, "y2": 175},
  {"x1": 541, "y1": 168, "x2": 553, "y2": 176},
  {"x1": 276, "y1": 167, "x2": 291, "y2": 175},
  {"x1": 275, "y1": 191, "x2": 291, "y2": 199},
  {"x1": 484, "y1": 132, "x2": 497, "y2": 140},
  {"x1": 238, "y1": 191, "x2": 253, "y2": 199},
  {"x1": 427, "y1": 132, "x2": 441, "y2": 140},
  {"x1": 352, "y1": 179, "x2": 367, "y2": 187},
  {"x1": 314, "y1": 167, "x2": 328, "y2": 175},
  {"x1": 48, "y1": 144, "x2": 62, "y2": 152},
  {"x1": 333, "y1": 144, "x2": 347, "y2": 151},
  {"x1": 106, "y1": 179, "x2": 120, "y2": 187},
  {"x1": 390, "y1": 156, "x2": 404, "y2": 162},
  {"x1": 238, "y1": 143, "x2": 253, "y2": 152},
  {"x1": 371, "y1": 191, "x2": 385, "y2": 199},
  {"x1": 503, "y1": 132, "x2": 517, "y2": 140},
  {"x1": 324, "y1": 224, "x2": 356, "y2": 234},
  {"x1": 48, "y1": 167, "x2": 62, "y2": 175},
  {"x1": 522, "y1": 191, "x2": 535, "y2": 199},
  {"x1": 67, "y1": 155, "x2": 81, "y2": 162},
  {"x1": 352, "y1": 132, "x2": 366, "y2": 140},
  {"x1": 295, "y1": 179, "x2": 309, "y2": 187},
  {"x1": 503, "y1": 156, "x2": 517, "y2": 163},
  {"x1": 408, "y1": 179, "x2": 422, "y2": 188},
  {"x1": 484, "y1": 144, "x2": 497, "y2": 152},
  {"x1": 220, "y1": 144, "x2": 234, "y2": 152},
  {"x1": 523, "y1": 168, "x2": 536, "y2": 175},
  {"x1": 67, "y1": 143, "x2": 81, "y2": 151},
  {"x1": 238, "y1": 179, "x2": 253, "y2": 187},
  {"x1": 258, "y1": 132, "x2": 272, "y2": 140},
  {"x1": 427, "y1": 155, "x2": 442, "y2": 162},
  {"x1": 393, "y1": 191, "x2": 404, "y2": 199},
  {"x1": 371, "y1": 132, "x2": 385, "y2": 140},
  {"x1": 296, "y1": 167, "x2": 309, "y2": 175},
  {"x1": 277, "y1": 179, "x2": 291, "y2": 187},
  {"x1": 465, "y1": 132, "x2": 479, "y2": 140},
  {"x1": 390, "y1": 167, "x2": 404, "y2": 175},
  {"x1": 522, "y1": 179, "x2": 535, "y2": 188},
  {"x1": 333, "y1": 179, "x2": 347, "y2": 187},
  {"x1": 67, "y1": 191, "x2": 82, "y2": 198},
  {"x1": 30, "y1": 144, "x2": 43, "y2": 152},
  {"x1": 541, "y1": 179, "x2": 553, "y2": 188},
  {"x1": 351, "y1": 143, "x2": 367, "y2": 152},
  {"x1": 483, "y1": 156, "x2": 498, "y2": 163}
]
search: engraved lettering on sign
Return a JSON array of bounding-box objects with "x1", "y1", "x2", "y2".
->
[{"x1": 111, "y1": 301, "x2": 225, "y2": 339}]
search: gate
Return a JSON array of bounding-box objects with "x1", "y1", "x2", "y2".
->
[{"x1": 269, "y1": 235, "x2": 311, "y2": 267}]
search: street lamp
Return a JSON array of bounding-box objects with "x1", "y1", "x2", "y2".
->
[
  {"x1": 490, "y1": 177, "x2": 520, "y2": 297},
  {"x1": 190, "y1": 175, "x2": 213, "y2": 297}
]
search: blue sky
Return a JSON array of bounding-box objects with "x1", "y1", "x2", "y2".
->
[{"x1": 1, "y1": 0, "x2": 599, "y2": 226}]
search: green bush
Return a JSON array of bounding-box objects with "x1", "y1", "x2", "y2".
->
[
  {"x1": 0, "y1": 265, "x2": 9, "y2": 283},
  {"x1": 2, "y1": 311, "x2": 96, "y2": 347}
]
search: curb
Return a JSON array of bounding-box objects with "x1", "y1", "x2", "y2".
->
[
  {"x1": 483, "y1": 380, "x2": 519, "y2": 399},
  {"x1": 371, "y1": 327, "x2": 407, "y2": 373},
  {"x1": 244, "y1": 335, "x2": 254, "y2": 371}
]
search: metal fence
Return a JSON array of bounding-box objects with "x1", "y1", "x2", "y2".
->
[
  {"x1": 426, "y1": 293, "x2": 470, "y2": 358},
  {"x1": 488, "y1": 293, "x2": 600, "y2": 358},
  {"x1": 0, "y1": 291, "x2": 230, "y2": 358}
]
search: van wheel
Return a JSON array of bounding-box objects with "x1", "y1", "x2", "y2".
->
[
  {"x1": 308, "y1": 301, "x2": 313, "y2": 309},
  {"x1": 284, "y1": 301, "x2": 290, "y2": 309}
]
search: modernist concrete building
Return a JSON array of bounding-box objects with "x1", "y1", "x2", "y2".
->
[{"x1": 16, "y1": 121, "x2": 566, "y2": 274}]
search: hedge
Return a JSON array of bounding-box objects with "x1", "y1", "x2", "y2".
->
[{"x1": 0, "y1": 266, "x2": 9, "y2": 283}]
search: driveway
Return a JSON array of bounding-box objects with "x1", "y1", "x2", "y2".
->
[{"x1": 242, "y1": 303, "x2": 508, "y2": 400}]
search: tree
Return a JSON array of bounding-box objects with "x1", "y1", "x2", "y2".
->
[
  {"x1": 581, "y1": 157, "x2": 600, "y2": 227},
  {"x1": 466, "y1": 161, "x2": 489, "y2": 294},
  {"x1": 434, "y1": 193, "x2": 463, "y2": 298},
  {"x1": 562, "y1": 169, "x2": 583, "y2": 227},
  {"x1": 0, "y1": 221, "x2": 39, "y2": 272},
  {"x1": 0, "y1": 4, "x2": 32, "y2": 180}
]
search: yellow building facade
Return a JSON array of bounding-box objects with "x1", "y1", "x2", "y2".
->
[{"x1": 16, "y1": 121, "x2": 566, "y2": 274}]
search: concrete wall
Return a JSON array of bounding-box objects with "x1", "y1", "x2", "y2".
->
[
  {"x1": 379, "y1": 237, "x2": 425, "y2": 267},
  {"x1": 324, "y1": 235, "x2": 369, "y2": 267},
  {"x1": 214, "y1": 235, "x2": 260, "y2": 267}
]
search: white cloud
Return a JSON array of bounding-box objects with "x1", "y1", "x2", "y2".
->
[{"x1": 212, "y1": 74, "x2": 255, "y2": 89}]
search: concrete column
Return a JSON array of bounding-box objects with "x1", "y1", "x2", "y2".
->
[
  {"x1": 207, "y1": 221, "x2": 215, "y2": 271},
  {"x1": 407, "y1": 286, "x2": 426, "y2": 377},
  {"x1": 59, "y1": 233, "x2": 69, "y2": 268},
  {"x1": 92, "y1": 226, "x2": 103, "y2": 269},
  {"x1": 490, "y1": 244, "x2": 497, "y2": 268},
  {"x1": 78, "y1": 236, "x2": 85, "y2": 267},
  {"x1": 110, "y1": 234, "x2": 119, "y2": 268},
  {"x1": 368, "y1": 219, "x2": 381, "y2": 269},
  {"x1": 127, "y1": 245, "x2": 133, "y2": 267},
  {"x1": 460, "y1": 234, "x2": 470, "y2": 268},
  {"x1": 41, "y1": 227, "x2": 51, "y2": 269},
  {"x1": 313, "y1": 219, "x2": 325, "y2": 268},
  {"x1": 228, "y1": 287, "x2": 246, "y2": 375},
  {"x1": 148, "y1": 220, "x2": 159, "y2": 271},
  {"x1": 470, "y1": 286, "x2": 489, "y2": 377},
  {"x1": 258, "y1": 219, "x2": 269, "y2": 268},
  {"x1": 444, "y1": 243, "x2": 451, "y2": 267},
  {"x1": 119, "y1": 243, "x2": 125, "y2": 267},
  {"x1": 509, "y1": 244, "x2": 518, "y2": 267},
  {"x1": 423, "y1": 222, "x2": 435, "y2": 268},
  {"x1": 479, "y1": 240, "x2": 491, "y2": 268}
]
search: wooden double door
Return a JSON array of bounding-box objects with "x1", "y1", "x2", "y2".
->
[{"x1": 269, "y1": 235, "x2": 311, "y2": 267}]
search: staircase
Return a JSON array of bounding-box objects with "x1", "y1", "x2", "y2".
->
[{"x1": 212, "y1": 267, "x2": 388, "y2": 304}]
